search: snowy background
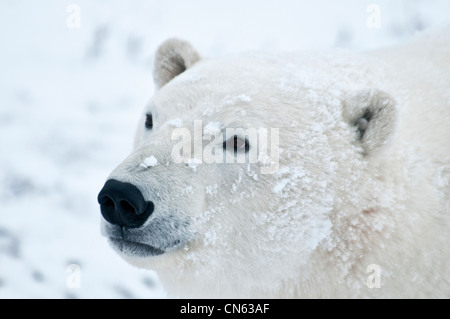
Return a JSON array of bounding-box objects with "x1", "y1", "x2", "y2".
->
[{"x1": 0, "y1": 0, "x2": 448, "y2": 299}]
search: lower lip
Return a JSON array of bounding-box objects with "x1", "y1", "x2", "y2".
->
[{"x1": 109, "y1": 238, "x2": 165, "y2": 257}]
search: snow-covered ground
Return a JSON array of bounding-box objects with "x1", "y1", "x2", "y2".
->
[{"x1": 0, "y1": 0, "x2": 448, "y2": 299}]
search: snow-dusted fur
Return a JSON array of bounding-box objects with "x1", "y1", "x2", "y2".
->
[{"x1": 103, "y1": 32, "x2": 450, "y2": 298}]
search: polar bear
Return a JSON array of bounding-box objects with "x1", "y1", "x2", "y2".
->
[{"x1": 98, "y1": 31, "x2": 450, "y2": 298}]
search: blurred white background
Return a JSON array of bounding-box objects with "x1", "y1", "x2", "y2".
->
[{"x1": 0, "y1": 0, "x2": 448, "y2": 298}]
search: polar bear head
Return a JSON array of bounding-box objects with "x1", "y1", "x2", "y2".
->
[{"x1": 98, "y1": 39, "x2": 399, "y2": 298}]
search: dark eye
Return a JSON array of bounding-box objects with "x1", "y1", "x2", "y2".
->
[
  {"x1": 223, "y1": 136, "x2": 249, "y2": 153},
  {"x1": 145, "y1": 113, "x2": 153, "y2": 129}
]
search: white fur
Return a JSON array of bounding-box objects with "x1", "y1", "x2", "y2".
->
[{"x1": 105, "y1": 31, "x2": 450, "y2": 298}]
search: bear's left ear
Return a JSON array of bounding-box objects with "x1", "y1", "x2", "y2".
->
[
  {"x1": 343, "y1": 88, "x2": 398, "y2": 155},
  {"x1": 153, "y1": 38, "x2": 201, "y2": 89}
]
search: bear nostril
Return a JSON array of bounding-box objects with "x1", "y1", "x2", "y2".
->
[
  {"x1": 102, "y1": 196, "x2": 115, "y2": 209},
  {"x1": 119, "y1": 200, "x2": 136, "y2": 216},
  {"x1": 98, "y1": 196, "x2": 117, "y2": 225}
]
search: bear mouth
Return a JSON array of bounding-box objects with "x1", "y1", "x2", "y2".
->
[{"x1": 108, "y1": 238, "x2": 165, "y2": 257}]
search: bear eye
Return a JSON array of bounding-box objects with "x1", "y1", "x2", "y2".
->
[
  {"x1": 145, "y1": 113, "x2": 153, "y2": 129},
  {"x1": 223, "y1": 135, "x2": 249, "y2": 153}
]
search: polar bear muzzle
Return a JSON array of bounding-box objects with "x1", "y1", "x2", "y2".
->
[{"x1": 98, "y1": 177, "x2": 190, "y2": 257}]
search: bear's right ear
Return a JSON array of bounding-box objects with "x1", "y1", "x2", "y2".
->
[
  {"x1": 343, "y1": 88, "x2": 398, "y2": 156},
  {"x1": 153, "y1": 38, "x2": 201, "y2": 89}
]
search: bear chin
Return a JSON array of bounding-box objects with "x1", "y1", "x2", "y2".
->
[{"x1": 108, "y1": 237, "x2": 165, "y2": 257}]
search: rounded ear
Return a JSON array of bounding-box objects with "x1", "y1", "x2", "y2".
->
[
  {"x1": 343, "y1": 88, "x2": 398, "y2": 155},
  {"x1": 153, "y1": 38, "x2": 201, "y2": 89}
]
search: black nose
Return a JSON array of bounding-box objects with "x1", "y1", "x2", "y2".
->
[{"x1": 97, "y1": 179, "x2": 154, "y2": 228}]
